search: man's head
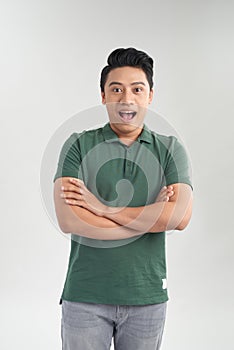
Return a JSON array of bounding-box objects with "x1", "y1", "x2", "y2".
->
[
  {"x1": 100, "y1": 47, "x2": 154, "y2": 93},
  {"x1": 100, "y1": 48, "x2": 154, "y2": 141}
]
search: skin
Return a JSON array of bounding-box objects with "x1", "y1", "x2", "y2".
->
[
  {"x1": 54, "y1": 66, "x2": 193, "y2": 238},
  {"x1": 54, "y1": 178, "x2": 174, "y2": 239},
  {"x1": 60, "y1": 179, "x2": 192, "y2": 232},
  {"x1": 101, "y1": 66, "x2": 153, "y2": 145}
]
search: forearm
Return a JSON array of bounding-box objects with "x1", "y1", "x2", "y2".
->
[
  {"x1": 67, "y1": 205, "x2": 143, "y2": 240},
  {"x1": 54, "y1": 193, "x2": 142, "y2": 240},
  {"x1": 103, "y1": 185, "x2": 193, "y2": 232},
  {"x1": 54, "y1": 178, "x2": 142, "y2": 240},
  {"x1": 55, "y1": 178, "x2": 192, "y2": 236},
  {"x1": 104, "y1": 202, "x2": 175, "y2": 232}
]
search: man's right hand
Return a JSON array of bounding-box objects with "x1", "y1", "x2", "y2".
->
[{"x1": 156, "y1": 186, "x2": 174, "y2": 202}]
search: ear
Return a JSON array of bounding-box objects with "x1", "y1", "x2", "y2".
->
[
  {"x1": 101, "y1": 91, "x2": 106, "y2": 105},
  {"x1": 148, "y1": 89, "x2": 154, "y2": 104}
]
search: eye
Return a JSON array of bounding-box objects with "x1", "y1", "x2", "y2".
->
[
  {"x1": 134, "y1": 87, "x2": 143, "y2": 93},
  {"x1": 113, "y1": 87, "x2": 122, "y2": 93}
]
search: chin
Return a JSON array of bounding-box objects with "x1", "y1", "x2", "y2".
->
[{"x1": 112, "y1": 121, "x2": 142, "y2": 134}]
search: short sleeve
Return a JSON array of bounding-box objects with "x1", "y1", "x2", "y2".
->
[
  {"x1": 53, "y1": 133, "x2": 82, "y2": 182},
  {"x1": 164, "y1": 136, "x2": 193, "y2": 189}
]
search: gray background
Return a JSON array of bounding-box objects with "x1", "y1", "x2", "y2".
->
[{"x1": 1, "y1": 0, "x2": 233, "y2": 349}]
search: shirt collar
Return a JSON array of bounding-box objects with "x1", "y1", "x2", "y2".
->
[{"x1": 102, "y1": 122, "x2": 152, "y2": 144}]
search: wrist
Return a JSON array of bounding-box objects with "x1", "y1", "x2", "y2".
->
[
  {"x1": 95, "y1": 204, "x2": 109, "y2": 217},
  {"x1": 101, "y1": 205, "x2": 111, "y2": 218},
  {"x1": 103, "y1": 205, "x2": 123, "y2": 220}
]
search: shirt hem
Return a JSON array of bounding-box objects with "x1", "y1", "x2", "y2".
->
[{"x1": 59, "y1": 294, "x2": 169, "y2": 306}]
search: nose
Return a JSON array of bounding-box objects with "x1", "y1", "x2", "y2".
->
[{"x1": 120, "y1": 89, "x2": 134, "y2": 104}]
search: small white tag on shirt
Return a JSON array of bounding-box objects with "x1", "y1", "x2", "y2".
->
[{"x1": 162, "y1": 278, "x2": 167, "y2": 289}]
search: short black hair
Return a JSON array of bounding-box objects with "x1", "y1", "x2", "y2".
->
[{"x1": 100, "y1": 47, "x2": 154, "y2": 92}]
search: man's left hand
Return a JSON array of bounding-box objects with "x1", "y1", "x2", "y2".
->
[{"x1": 60, "y1": 178, "x2": 107, "y2": 217}]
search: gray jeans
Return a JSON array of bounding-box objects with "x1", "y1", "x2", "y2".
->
[{"x1": 61, "y1": 300, "x2": 167, "y2": 350}]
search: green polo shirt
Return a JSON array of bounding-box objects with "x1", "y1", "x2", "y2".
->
[{"x1": 54, "y1": 122, "x2": 192, "y2": 305}]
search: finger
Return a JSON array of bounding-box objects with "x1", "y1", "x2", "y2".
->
[
  {"x1": 158, "y1": 187, "x2": 167, "y2": 197},
  {"x1": 160, "y1": 186, "x2": 173, "y2": 195},
  {"x1": 167, "y1": 190, "x2": 174, "y2": 197},
  {"x1": 157, "y1": 194, "x2": 168, "y2": 202},
  {"x1": 158, "y1": 197, "x2": 168, "y2": 202},
  {"x1": 64, "y1": 198, "x2": 82, "y2": 206},
  {"x1": 60, "y1": 192, "x2": 83, "y2": 200},
  {"x1": 156, "y1": 186, "x2": 173, "y2": 202},
  {"x1": 160, "y1": 190, "x2": 168, "y2": 197},
  {"x1": 69, "y1": 178, "x2": 84, "y2": 187},
  {"x1": 61, "y1": 184, "x2": 83, "y2": 194},
  {"x1": 64, "y1": 198, "x2": 87, "y2": 208}
]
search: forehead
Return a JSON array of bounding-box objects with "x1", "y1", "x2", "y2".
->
[{"x1": 106, "y1": 66, "x2": 148, "y2": 85}]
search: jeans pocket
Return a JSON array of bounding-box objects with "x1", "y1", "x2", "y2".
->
[
  {"x1": 125, "y1": 302, "x2": 167, "y2": 339},
  {"x1": 62, "y1": 300, "x2": 101, "y2": 329}
]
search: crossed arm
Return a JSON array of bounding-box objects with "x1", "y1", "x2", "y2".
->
[{"x1": 54, "y1": 177, "x2": 193, "y2": 240}]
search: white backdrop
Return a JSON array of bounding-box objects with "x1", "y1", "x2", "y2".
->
[{"x1": 1, "y1": 0, "x2": 233, "y2": 349}]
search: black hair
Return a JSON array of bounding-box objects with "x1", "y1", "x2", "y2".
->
[{"x1": 100, "y1": 47, "x2": 154, "y2": 92}]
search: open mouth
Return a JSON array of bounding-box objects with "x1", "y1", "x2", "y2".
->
[{"x1": 118, "y1": 110, "x2": 137, "y2": 122}]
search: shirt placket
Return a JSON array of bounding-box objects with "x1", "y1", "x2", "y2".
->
[{"x1": 124, "y1": 146, "x2": 133, "y2": 178}]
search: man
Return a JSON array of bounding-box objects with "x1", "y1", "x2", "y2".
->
[{"x1": 53, "y1": 47, "x2": 193, "y2": 350}]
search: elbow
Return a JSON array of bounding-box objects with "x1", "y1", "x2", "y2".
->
[
  {"x1": 58, "y1": 221, "x2": 72, "y2": 234},
  {"x1": 175, "y1": 203, "x2": 193, "y2": 231},
  {"x1": 176, "y1": 222, "x2": 188, "y2": 231},
  {"x1": 175, "y1": 217, "x2": 191, "y2": 231},
  {"x1": 60, "y1": 227, "x2": 71, "y2": 234}
]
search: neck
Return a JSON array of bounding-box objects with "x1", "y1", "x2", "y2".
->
[{"x1": 109, "y1": 123, "x2": 143, "y2": 145}]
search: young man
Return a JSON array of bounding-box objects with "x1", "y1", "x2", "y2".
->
[{"x1": 53, "y1": 47, "x2": 193, "y2": 350}]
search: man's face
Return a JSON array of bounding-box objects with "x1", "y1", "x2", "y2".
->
[{"x1": 101, "y1": 66, "x2": 153, "y2": 138}]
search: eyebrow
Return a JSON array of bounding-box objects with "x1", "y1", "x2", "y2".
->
[{"x1": 108, "y1": 81, "x2": 146, "y2": 87}]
